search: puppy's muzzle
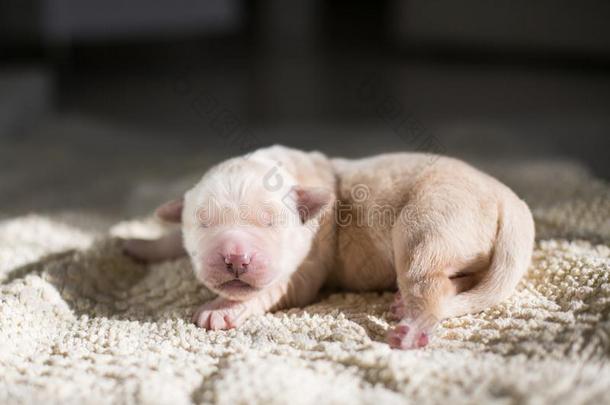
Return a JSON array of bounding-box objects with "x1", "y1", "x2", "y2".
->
[{"x1": 224, "y1": 253, "x2": 251, "y2": 277}]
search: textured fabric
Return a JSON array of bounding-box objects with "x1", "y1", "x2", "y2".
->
[{"x1": 1, "y1": 163, "x2": 609, "y2": 405}]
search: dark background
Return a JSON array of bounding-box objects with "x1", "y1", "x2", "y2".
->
[{"x1": 1, "y1": 0, "x2": 609, "y2": 218}]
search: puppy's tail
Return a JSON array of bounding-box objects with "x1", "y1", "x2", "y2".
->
[{"x1": 444, "y1": 196, "x2": 535, "y2": 318}]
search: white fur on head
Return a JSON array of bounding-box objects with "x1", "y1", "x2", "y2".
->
[{"x1": 180, "y1": 157, "x2": 324, "y2": 300}]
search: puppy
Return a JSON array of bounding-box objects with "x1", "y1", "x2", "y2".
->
[{"x1": 124, "y1": 145, "x2": 534, "y2": 349}]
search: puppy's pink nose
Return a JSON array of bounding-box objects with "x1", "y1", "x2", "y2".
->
[{"x1": 224, "y1": 253, "x2": 251, "y2": 276}]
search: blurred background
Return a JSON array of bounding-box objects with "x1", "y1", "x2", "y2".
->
[{"x1": 1, "y1": 0, "x2": 609, "y2": 222}]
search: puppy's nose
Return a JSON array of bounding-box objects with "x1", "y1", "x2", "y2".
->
[{"x1": 224, "y1": 254, "x2": 251, "y2": 276}]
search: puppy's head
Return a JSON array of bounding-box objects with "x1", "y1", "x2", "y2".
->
[{"x1": 158, "y1": 157, "x2": 331, "y2": 301}]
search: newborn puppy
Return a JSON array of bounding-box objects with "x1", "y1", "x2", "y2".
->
[{"x1": 124, "y1": 145, "x2": 535, "y2": 349}]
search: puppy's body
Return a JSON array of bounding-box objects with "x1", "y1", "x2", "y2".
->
[{"x1": 124, "y1": 146, "x2": 534, "y2": 349}]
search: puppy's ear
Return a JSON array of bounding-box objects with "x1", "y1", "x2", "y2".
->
[
  {"x1": 294, "y1": 187, "x2": 332, "y2": 223},
  {"x1": 155, "y1": 198, "x2": 184, "y2": 223}
]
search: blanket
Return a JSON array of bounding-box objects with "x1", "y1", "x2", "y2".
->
[{"x1": 1, "y1": 160, "x2": 609, "y2": 404}]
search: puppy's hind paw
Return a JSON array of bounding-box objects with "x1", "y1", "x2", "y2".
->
[
  {"x1": 387, "y1": 322, "x2": 430, "y2": 350},
  {"x1": 122, "y1": 239, "x2": 154, "y2": 262},
  {"x1": 388, "y1": 291, "x2": 406, "y2": 321}
]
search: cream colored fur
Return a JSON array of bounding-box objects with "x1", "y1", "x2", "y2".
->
[{"x1": 125, "y1": 145, "x2": 535, "y2": 348}]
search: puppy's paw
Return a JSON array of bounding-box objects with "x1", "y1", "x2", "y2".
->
[
  {"x1": 388, "y1": 291, "x2": 406, "y2": 320},
  {"x1": 191, "y1": 297, "x2": 251, "y2": 330},
  {"x1": 387, "y1": 320, "x2": 433, "y2": 350},
  {"x1": 122, "y1": 238, "x2": 156, "y2": 262},
  {"x1": 122, "y1": 231, "x2": 185, "y2": 263}
]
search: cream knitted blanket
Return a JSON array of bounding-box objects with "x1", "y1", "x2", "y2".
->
[{"x1": 1, "y1": 161, "x2": 609, "y2": 404}]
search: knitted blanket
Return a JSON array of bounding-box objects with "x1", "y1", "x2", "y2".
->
[{"x1": 1, "y1": 161, "x2": 609, "y2": 404}]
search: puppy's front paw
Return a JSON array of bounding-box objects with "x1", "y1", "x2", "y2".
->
[
  {"x1": 191, "y1": 297, "x2": 251, "y2": 330},
  {"x1": 387, "y1": 322, "x2": 429, "y2": 349}
]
